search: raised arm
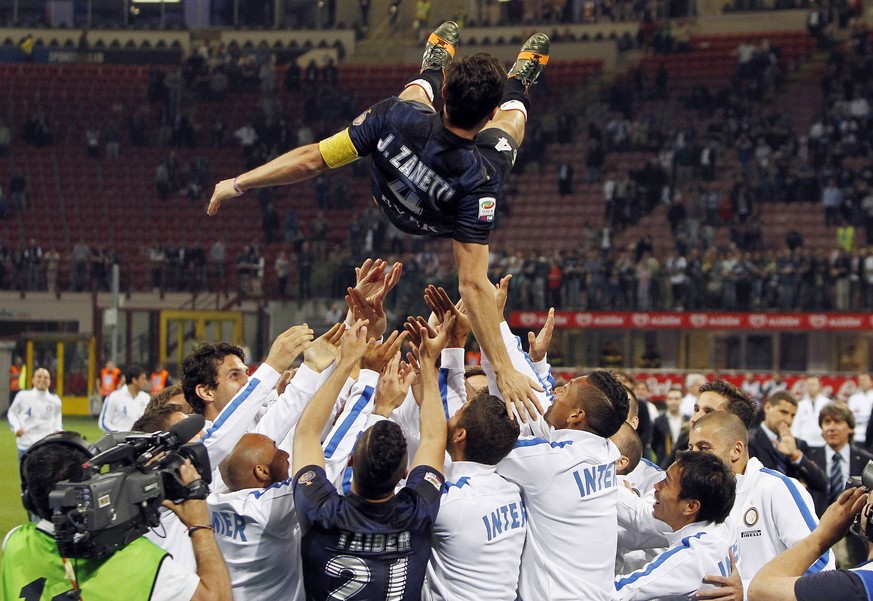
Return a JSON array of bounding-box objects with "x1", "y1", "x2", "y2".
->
[
  {"x1": 453, "y1": 239, "x2": 543, "y2": 422},
  {"x1": 164, "y1": 460, "x2": 233, "y2": 601},
  {"x1": 749, "y1": 487, "x2": 868, "y2": 601},
  {"x1": 293, "y1": 320, "x2": 369, "y2": 475},
  {"x1": 208, "y1": 143, "x2": 328, "y2": 215},
  {"x1": 410, "y1": 313, "x2": 453, "y2": 472}
]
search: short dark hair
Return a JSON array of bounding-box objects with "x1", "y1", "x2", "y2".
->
[
  {"x1": 132, "y1": 403, "x2": 184, "y2": 433},
  {"x1": 182, "y1": 342, "x2": 245, "y2": 415},
  {"x1": 699, "y1": 379, "x2": 757, "y2": 429},
  {"x1": 585, "y1": 370, "x2": 630, "y2": 438},
  {"x1": 675, "y1": 450, "x2": 736, "y2": 524},
  {"x1": 124, "y1": 364, "x2": 146, "y2": 383},
  {"x1": 766, "y1": 390, "x2": 798, "y2": 408},
  {"x1": 444, "y1": 53, "x2": 506, "y2": 130},
  {"x1": 818, "y1": 401, "x2": 855, "y2": 430},
  {"x1": 459, "y1": 393, "x2": 520, "y2": 465},
  {"x1": 148, "y1": 383, "x2": 191, "y2": 414},
  {"x1": 23, "y1": 438, "x2": 90, "y2": 520},
  {"x1": 611, "y1": 422, "x2": 643, "y2": 475},
  {"x1": 464, "y1": 366, "x2": 486, "y2": 380},
  {"x1": 352, "y1": 421, "x2": 408, "y2": 499}
]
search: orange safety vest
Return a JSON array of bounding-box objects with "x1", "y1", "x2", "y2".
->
[
  {"x1": 465, "y1": 351, "x2": 482, "y2": 366},
  {"x1": 9, "y1": 365, "x2": 21, "y2": 392},
  {"x1": 150, "y1": 370, "x2": 169, "y2": 393},
  {"x1": 101, "y1": 367, "x2": 121, "y2": 396}
]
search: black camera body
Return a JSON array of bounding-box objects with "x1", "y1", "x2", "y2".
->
[
  {"x1": 846, "y1": 459, "x2": 873, "y2": 539},
  {"x1": 48, "y1": 416, "x2": 210, "y2": 559}
]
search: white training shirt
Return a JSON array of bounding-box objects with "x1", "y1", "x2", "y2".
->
[
  {"x1": 847, "y1": 388, "x2": 873, "y2": 445},
  {"x1": 207, "y1": 479, "x2": 303, "y2": 601},
  {"x1": 7, "y1": 388, "x2": 63, "y2": 450},
  {"x1": 424, "y1": 461, "x2": 525, "y2": 601},
  {"x1": 497, "y1": 429, "x2": 621, "y2": 601},
  {"x1": 200, "y1": 363, "x2": 280, "y2": 469},
  {"x1": 614, "y1": 519, "x2": 739, "y2": 601},
  {"x1": 791, "y1": 394, "x2": 831, "y2": 448},
  {"x1": 615, "y1": 482, "x2": 667, "y2": 575},
  {"x1": 98, "y1": 385, "x2": 150, "y2": 432},
  {"x1": 733, "y1": 456, "x2": 834, "y2": 592}
]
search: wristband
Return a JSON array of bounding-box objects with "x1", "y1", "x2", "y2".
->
[
  {"x1": 186, "y1": 525, "x2": 214, "y2": 537},
  {"x1": 232, "y1": 177, "x2": 245, "y2": 195}
]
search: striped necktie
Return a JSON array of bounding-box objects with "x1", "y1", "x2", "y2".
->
[{"x1": 829, "y1": 452, "x2": 844, "y2": 503}]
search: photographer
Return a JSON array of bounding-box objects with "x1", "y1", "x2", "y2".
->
[
  {"x1": 749, "y1": 486, "x2": 873, "y2": 601},
  {"x1": 1, "y1": 432, "x2": 232, "y2": 601}
]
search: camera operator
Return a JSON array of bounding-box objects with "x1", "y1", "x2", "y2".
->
[
  {"x1": 1, "y1": 432, "x2": 232, "y2": 601},
  {"x1": 749, "y1": 486, "x2": 873, "y2": 601}
]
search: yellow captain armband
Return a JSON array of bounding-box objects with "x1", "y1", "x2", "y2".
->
[{"x1": 319, "y1": 129, "x2": 360, "y2": 169}]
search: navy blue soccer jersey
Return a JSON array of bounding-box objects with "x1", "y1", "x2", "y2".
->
[
  {"x1": 347, "y1": 97, "x2": 514, "y2": 245},
  {"x1": 293, "y1": 464, "x2": 445, "y2": 601}
]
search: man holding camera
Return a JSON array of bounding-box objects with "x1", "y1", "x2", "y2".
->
[
  {"x1": 749, "y1": 486, "x2": 873, "y2": 600},
  {"x1": 0, "y1": 432, "x2": 232, "y2": 601}
]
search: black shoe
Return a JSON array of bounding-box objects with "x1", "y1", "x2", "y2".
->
[
  {"x1": 508, "y1": 33, "x2": 551, "y2": 90},
  {"x1": 421, "y1": 21, "x2": 460, "y2": 72}
]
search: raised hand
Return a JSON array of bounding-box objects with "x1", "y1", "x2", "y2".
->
[
  {"x1": 264, "y1": 323, "x2": 314, "y2": 373},
  {"x1": 304, "y1": 322, "x2": 345, "y2": 373},
  {"x1": 401, "y1": 350, "x2": 424, "y2": 407},
  {"x1": 374, "y1": 352, "x2": 413, "y2": 418},
  {"x1": 423, "y1": 285, "x2": 471, "y2": 348},
  {"x1": 276, "y1": 369, "x2": 297, "y2": 396},
  {"x1": 528, "y1": 307, "x2": 555, "y2": 363},
  {"x1": 339, "y1": 319, "x2": 369, "y2": 366},
  {"x1": 418, "y1": 312, "x2": 455, "y2": 363},
  {"x1": 353, "y1": 258, "x2": 388, "y2": 300},
  {"x1": 361, "y1": 330, "x2": 408, "y2": 373},
  {"x1": 346, "y1": 287, "x2": 387, "y2": 340},
  {"x1": 494, "y1": 274, "x2": 512, "y2": 317}
]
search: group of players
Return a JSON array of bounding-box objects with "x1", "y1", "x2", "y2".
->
[
  {"x1": 6, "y1": 20, "x2": 873, "y2": 601},
  {"x1": 9, "y1": 254, "x2": 873, "y2": 601}
]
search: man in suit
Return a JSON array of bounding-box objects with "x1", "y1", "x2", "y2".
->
[
  {"x1": 808, "y1": 402, "x2": 873, "y2": 566},
  {"x1": 652, "y1": 387, "x2": 688, "y2": 468},
  {"x1": 665, "y1": 378, "x2": 757, "y2": 468},
  {"x1": 748, "y1": 390, "x2": 828, "y2": 495}
]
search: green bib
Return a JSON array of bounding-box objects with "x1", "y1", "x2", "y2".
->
[{"x1": 1, "y1": 522, "x2": 168, "y2": 601}]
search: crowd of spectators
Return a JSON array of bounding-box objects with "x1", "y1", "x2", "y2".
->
[{"x1": 481, "y1": 240, "x2": 873, "y2": 312}]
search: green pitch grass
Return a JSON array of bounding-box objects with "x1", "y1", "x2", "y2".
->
[{"x1": 0, "y1": 417, "x2": 105, "y2": 552}]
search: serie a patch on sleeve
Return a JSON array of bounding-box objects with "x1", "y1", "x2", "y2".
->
[
  {"x1": 424, "y1": 472, "x2": 442, "y2": 490},
  {"x1": 478, "y1": 198, "x2": 496, "y2": 222}
]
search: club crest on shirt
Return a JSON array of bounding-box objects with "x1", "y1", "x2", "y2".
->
[
  {"x1": 353, "y1": 110, "x2": 369, "y2": 126},
  {"x1": 424, "y1": 472, "x2": 442, "y2": 490},
  {"x1": 743, "y1": 506, "x2": 759, "y2": 527},
  {"x1": 478, "y1": 198, "x2": 496, "y2": 222},
  {"x1": 299, "y1": 470, "x2": 316, "y2": 486}
]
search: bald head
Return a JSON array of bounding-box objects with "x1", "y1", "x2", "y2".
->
[
  {"x1": 694, "y1": 411, "x2": 749, "y2": 445},
  {"x1": 220, "y1": 433, "x2": 289, "y2": 492},
  {"x1": 689, "y1": 411, "x2": 749, "y2": 474},
  {"x1": 610, "y1": 422, "x2": 643, "y2": 476}
]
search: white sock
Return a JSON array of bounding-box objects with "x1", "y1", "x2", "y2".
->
[
  {"x1": 405, "y1": 79, "x2": 434, "y2": 102},
  {"x1": 499, "y1": 99, "x2": 528, "y2": 121}
]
